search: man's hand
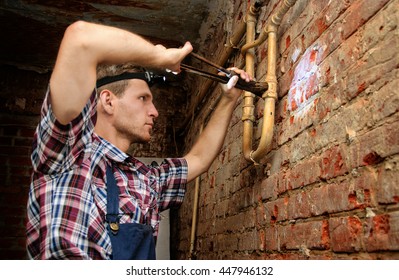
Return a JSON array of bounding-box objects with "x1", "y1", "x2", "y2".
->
[
  {"x1": 219, "y1": 67, "x2": 253, "y2": 100},
  {"x1": 155, "y1": 41, "x2": 193, "y2": 73}
]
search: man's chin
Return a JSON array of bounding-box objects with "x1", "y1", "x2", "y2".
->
[{"x1": 132, "y1": 136, "x2": 151, "y2": 144}]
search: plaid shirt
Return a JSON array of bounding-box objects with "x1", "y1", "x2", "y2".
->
[{"x1": 26, "y1": 88, "x2": 187, "y2": 259}]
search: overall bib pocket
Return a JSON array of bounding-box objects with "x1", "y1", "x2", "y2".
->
[{"x1": 106, "y1": 165, "x2": 156, "y2": 260}]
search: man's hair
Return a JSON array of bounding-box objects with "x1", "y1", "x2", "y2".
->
[{"x1": 96, "y1": 64, "x2": 146, "y2": 97}]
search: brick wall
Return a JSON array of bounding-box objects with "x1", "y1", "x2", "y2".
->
[
  {"x1": 0, "y1": 66, "x2": 48, "y2": 259},
  {"x1": 0, "y1": 116, "x2": 38, "y2": 259},
  {"x1": 1, "y1": 0, "x2": 397, "y2": 261},
  {"x1": 175, "y1": 0, "x2": 399, "y2": 259}
]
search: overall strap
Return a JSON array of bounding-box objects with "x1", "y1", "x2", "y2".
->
[{"x1": 106, "y1": 165, "x2": 120, "y2": 234}]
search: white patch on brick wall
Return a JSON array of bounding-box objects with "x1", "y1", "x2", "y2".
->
[
  {"x1": 291, "y1": 47, "x2": 301, "y2": 64},
  {"x1": 287, "y1": 44, "x2": 326, "y2": 120}
]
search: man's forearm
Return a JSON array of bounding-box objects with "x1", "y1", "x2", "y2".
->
[{"x1": 185, "y1": 95, "x2": 238, "y2": 182}]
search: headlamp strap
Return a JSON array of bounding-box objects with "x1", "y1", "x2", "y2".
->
[{"x1": 96, "y1": 72, "x2": 152, "y2": 88}]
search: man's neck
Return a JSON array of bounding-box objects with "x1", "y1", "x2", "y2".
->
[{"x1": 94, "y1": 125, "x2": 130, "y2": 153}]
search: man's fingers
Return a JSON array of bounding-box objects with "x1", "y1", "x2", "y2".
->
[
  {"x1": 226, "y1": 75, "x2": 239, "y2": 90},
  {"x1": 227, "y1": 67, "x2": 252, "y2": 82},
  {"x1": 182, "y1": 41, "x2": 193, "y2": 55}
]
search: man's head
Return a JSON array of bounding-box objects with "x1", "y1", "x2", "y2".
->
[
  {"x1": 96, "y1": 63, "x2": 146, "y2": 97},
  {"x1": 95, "y1": 64, "x2": 159, "y2": 151}
]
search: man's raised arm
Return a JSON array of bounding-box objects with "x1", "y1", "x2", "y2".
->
[{"x1": 50, "y1": 21, "x2": 192, "y2": 124}]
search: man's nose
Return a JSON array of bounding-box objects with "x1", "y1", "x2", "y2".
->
[{"x1": 150, "y1": 103, "x2": 159, "y2": 118}]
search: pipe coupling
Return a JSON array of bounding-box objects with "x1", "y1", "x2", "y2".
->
[
  {"x1": 242, "y1": 104, "x2": 256, "y2": 122},
  {"x1": 247, "y1": 8, "x2": 258, "y2": 23},
  {"x1": 249, "y1": 5, "x2": 261, "y2": 16},
  {"x1": 262, "y1": 90, "x2": 278, "y2": 100},
  {"x1": 271, "y1": 0, "x2": 297, "y2": 27},
  {"x1": 242, "y1": 115, "x2": 256, "y2": 122},
  {"x1": 262, "y1": 81, "x2": 278, "y2": 99}
]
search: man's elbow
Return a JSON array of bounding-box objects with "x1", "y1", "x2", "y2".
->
[{"x1": 62, "y1": 21, "x2": 93, "y2": 51}]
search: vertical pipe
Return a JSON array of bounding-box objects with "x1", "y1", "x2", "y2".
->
[
  {"x1": 242, "y1": 0, "x2": 297, "y2": 164},
  {"x1": 182, "y1": 1, "x2": 268, "y2": 133},
  {"x1": 242, "y1": 5, "x2": 259, "y2": 161},
  {"x1": 189, "y1": 124, "x2": 203, "y2": 260},
  {"x1": 249, "y1": 29, "x2": 277, "y2": 162}
]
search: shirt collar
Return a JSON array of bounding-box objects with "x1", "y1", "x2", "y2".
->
[{"x1": 95, "y1": 134, "x2": 130, "y2": 164}]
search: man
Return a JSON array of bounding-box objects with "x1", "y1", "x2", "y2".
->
[{"x1": 26, "y1": 21, "x2": 251, "y2": 259}]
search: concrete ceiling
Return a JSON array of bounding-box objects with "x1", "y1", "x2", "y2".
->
[{"x1": 0, "y1": 0, "x2": 215, "y2": 73}]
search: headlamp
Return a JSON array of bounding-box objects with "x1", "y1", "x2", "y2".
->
[{"x1": 96, "y1": 71, "x2": 166, "y2": 88}]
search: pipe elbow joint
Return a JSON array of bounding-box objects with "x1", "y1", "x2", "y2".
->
[{"x1": 249, "y1": 150, "x2": 261, "y2": 166}]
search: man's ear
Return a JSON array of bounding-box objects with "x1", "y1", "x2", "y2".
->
[{"x1": 98, "y1": 89, "x2": 115, "y2": 114}]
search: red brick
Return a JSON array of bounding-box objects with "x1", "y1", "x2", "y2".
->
[
  {"x1": 345, "y1": 41, "x2": 398, "y2": 101},
  {"x1": 349, "y1": 121, "x2": 399, "y2": 169},
  {"x1": 365, "y1": 212, "x2": 399, "y2": 251},
  {"x1": 18, "y1": 127, "x2": 36, "y2": 138},
  {"x1": 350, "y1": 168, "x2": 378, "y2": 208},
  {"x1": 263, "y1": 197, "x2": 288, "y2": 224},
  {"x1": 330, "y1": 216, "x2": 363, "y2": 252},
  {"x1": 238, "y1": 229, "x2": 259, "y2": 251},
  {"x1": 0, "y1": 136, "x2": 13, "y2": 146},
  {"x1": 377, "y1": 157, "x2": 399, "y2": 204},
  {"x1": 279, "y1": 0, "x2": 352, "y2": 88},
  {"x1": 320, "y1": 145, "x2": 349, "y2": 180},
  {"x1": 369, "y1": 78, "x2": 399, "y2": 125},
  {"x1": 216, "y1": 233, "x2": 238, "y2": 252},
  {"x1": 340, "y1": 0, "x2": 390, "y2": 40},
  {"x1": 264, "y1": 225, "x2": 279, "y2": 251},
  {"x1": 260, "y1": 172, "x2": 278, "y2": 200},
  {"x1": 280, "y1": 220, "x2": 329, "y2": 250},
  {"x1": 0, "y1": 146, "x2": 31, "y2": 156},
  {"x1": 309, "y1": 181, "x2": 353, "y2": 215},
  {"x1": 286, "y1": 154, "x2": 320, "y2": 190},
  {"x1": 287, "y1": 191, "x2": 312, "y2": 220}
]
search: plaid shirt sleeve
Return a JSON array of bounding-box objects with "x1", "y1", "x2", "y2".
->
[
  {"x1": 137, "y1": 157, "x2": 187, "y2": 234},
  {"x1": 27, "y1": 88, "x2": 100, "y2": 259},
  {"x1": 31, "y1": 87, "x2": 97, "y2": 174},
  {"x1": 151, "y1": 158, "x2": 188, "y2": 211}
]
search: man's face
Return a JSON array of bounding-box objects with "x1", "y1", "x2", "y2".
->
[{"x1": 113, "y1": 79, "x2": 159, "y2": 144}]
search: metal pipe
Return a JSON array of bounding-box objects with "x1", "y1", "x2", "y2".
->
[
  {"x1": 242, "y1": 4, "x2": 259, "y2": 161},
  {"x1": 242, "y1": 0, "x2": 297, "y2": 164},
  {"x1": 184, "y1": 20, "x2": 246, "y2": 124},
  {"x1": 241, "y1": 29, "x2": 268, "y2": 56},
  {"x1": 186, "y1": 3, "x2": 266, "y2": 257},
  {"x1": 189, "y1": 124, "x2": 203, "y2": 260},
  {"x1": 182, "y1": 1, "x2": 266, "y2": 133}
]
